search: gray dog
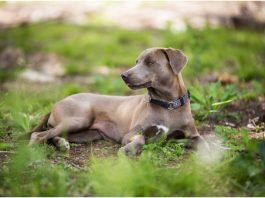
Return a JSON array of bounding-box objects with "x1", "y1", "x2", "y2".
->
[{"x1": 29, "y1": 47, "x2": 206, "y2": 155}]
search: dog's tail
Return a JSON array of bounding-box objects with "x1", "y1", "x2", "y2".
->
[
  {"x1": 19, "y1": 112, "x2": 51, "y2": 140},
  {"x1": 31, "y1": 112, "x2": 51, "y2": 133}
]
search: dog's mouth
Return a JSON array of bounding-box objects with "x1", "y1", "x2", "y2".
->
[{"x1": 126, "y1": 81, "x2": 152, "y2": 90}]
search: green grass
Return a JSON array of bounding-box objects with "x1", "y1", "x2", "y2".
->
[{"x1": 0, "y1": 21, "x2": 265, "y2": 196}]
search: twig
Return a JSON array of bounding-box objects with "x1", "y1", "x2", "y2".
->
[{"x1": 0, "y1": 150, "x2": 16, "y2": 154}]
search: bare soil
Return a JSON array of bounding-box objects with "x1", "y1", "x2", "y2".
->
[
  {"x1": 48, "y1": 140, "x2": 120, "y2": 169},
  {"x1": 211, "y1": 96, "x2": 265, "y2": 128}
]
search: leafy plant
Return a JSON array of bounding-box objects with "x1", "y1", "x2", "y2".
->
[{"x1": 190, "y1": 82, "x2": 238, "y2": 121}]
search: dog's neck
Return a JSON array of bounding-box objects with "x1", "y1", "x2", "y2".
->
[{"x1": 147, "y1": 73, "x2": 187, "y2": 101}]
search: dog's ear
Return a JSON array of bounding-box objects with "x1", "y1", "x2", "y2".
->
[{"x1": 162, "y1": 48, "x2": 188, "y2": 74}]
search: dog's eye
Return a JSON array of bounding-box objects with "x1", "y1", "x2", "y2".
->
[
  {"x1": 144, "y1": 57, "x2": 156, "y2": 66},
  {"x1": 148, "y1": 61, "x2": 156, "y2": 65}
]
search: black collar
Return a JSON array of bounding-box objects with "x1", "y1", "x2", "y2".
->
[{"x1": 149, "y1": 90, "x2": 190, "y2": 110}]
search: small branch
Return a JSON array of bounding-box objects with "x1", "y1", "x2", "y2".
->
[{"x1": 0, "y1": 151, "x2": 16, "y2": 154}]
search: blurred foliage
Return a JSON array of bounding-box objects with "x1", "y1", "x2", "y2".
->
[
  {"x1": 1, "y1": 145, "x2": 68, "y2": 196},
  {"x1": 0, "y1": 22, "x2": 264, "y2": 82}
]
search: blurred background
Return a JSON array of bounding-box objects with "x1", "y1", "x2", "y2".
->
[
  {"x1": 0, "y1": 1, "x2": 265, "y2": 196},
  {"x1": 0, "y1": 1, "x2": 264, "y2": 92}
]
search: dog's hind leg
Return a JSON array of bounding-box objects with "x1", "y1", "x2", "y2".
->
[
  {"x1": 48, "y1": 129, "x2": 102, "y2": 151},
  {"x1": 67, "y1": 129, "x2": 103, "y2": 143},
  {"x1": 29, "y1": 117, "x2": 92, "y2": 146}
]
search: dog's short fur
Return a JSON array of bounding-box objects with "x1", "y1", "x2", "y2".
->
[{"x1": 29, "y1": 47, "x2": 205, "y2": 154}]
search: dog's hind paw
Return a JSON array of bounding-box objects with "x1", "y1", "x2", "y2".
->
[{"x1": 55, "y1": 137, "x2": 70, "y2": 152}]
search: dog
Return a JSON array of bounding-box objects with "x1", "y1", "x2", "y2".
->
[{"x1": 29, "y1": 47, "x2": 206, "y2": 155}]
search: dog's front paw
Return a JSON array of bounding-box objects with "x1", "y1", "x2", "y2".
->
[
  {"x1": 118, "y1": 146, "x2": 128, "y2": 155},
  {"x1": 28, "y1": 132, "x2": 40, "y2": 146},
  {"x1": 118, "y1": 143, "x2": 142, "y2": 156}
]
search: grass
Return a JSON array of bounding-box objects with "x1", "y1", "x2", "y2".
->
[{"x1": 0, "y1": 20, "x2": 265, "y2": 196}]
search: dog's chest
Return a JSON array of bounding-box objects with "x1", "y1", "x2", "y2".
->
[{"x1": 151, "y1": 108, "x2": 188, "y2": 127}]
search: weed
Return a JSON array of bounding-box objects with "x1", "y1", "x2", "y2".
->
[{"x1": 190, "y1": 82, "x2": 238, "y2": 121}]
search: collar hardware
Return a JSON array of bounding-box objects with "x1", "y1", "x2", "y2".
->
[{"x1": 167, "y1": 101, "x2": 175, "y2": 110}]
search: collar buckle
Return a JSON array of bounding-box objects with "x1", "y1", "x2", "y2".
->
[{"x1": 167, "y1": 102, "x2": 175, "y2": 110}]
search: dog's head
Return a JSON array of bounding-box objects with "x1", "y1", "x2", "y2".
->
[{"x1": 121, "y1": 47, "x2": 188, "y2": 90}]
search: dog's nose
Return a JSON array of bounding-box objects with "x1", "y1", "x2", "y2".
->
[{"x1": 121, "y1": 73, "x2": 129, "y2": 81}]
